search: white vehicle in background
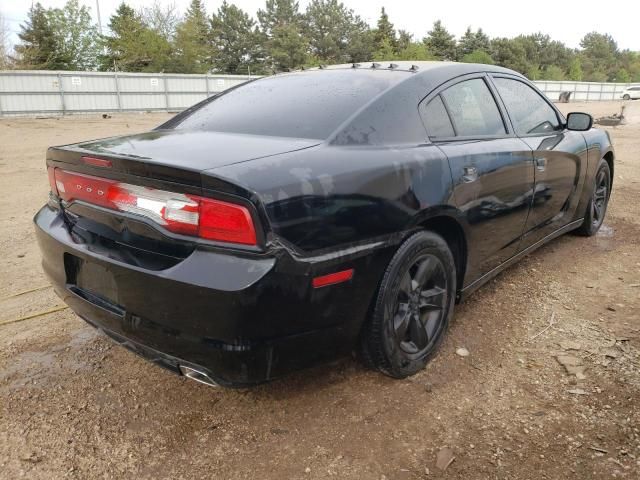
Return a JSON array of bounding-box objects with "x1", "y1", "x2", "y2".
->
[{"x1": 621, "y1": 86, "x2": 640, "y2": 100}]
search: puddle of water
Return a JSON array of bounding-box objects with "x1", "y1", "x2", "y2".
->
[
  {"x1": 594, "y1": 224, "x2": 615, "y2": 252},
  {"x1": 0, "y1": 326, "x2": 99, "y2": 391},
  {"x1": 596, "y1": 224, "x2": 614, "y2": 237}
]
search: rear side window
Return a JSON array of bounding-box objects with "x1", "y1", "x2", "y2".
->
[
  {"x1": 421, "y1": 95, "x2": 455, "y2": 138},
  {"x1": 440, "y1": 78, "x2": 506, "y2": 136},
  {"x1": 493, "y1": 77, "x2": 561, "y2": 135}
]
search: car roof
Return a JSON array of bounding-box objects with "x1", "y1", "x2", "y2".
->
[
  {"x1": 280, "y1": 61, "x2": 527, "y2": 146},
  {"x1": 304, "y1": 60, "x2": 523, "y2": 78}
]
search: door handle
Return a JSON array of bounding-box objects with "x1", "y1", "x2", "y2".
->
[
  {"x1": 462, "y1": 166, "x2": 478, "y2": 183},
  {"x1": 535, "y1": 157, "x2": 547, "y2": 172}
]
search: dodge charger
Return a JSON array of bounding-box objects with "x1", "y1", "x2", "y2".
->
[{"x1": 35, "y1": 62, "x2": 614, "y2": 387}]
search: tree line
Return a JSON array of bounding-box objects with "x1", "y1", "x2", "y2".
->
[{"x1": 2, "y1": 0, "x2": 639, "y2": 82}]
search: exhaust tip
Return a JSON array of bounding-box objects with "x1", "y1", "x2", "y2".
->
[{"x1": 179, "y1": 365, "x2": 218, "y2": 387}]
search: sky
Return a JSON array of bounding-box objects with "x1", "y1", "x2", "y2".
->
[{"x1": 2, "y1": 0, "x2": 639, "y2": 51}]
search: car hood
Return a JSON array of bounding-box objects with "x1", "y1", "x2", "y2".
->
[{"x1": 74, "y1": 129, "x2": 321, "y2": 172}]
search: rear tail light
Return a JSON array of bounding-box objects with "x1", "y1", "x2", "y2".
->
[{"x1": 50, "y1": 168, "x2": 257, "y2": 246}]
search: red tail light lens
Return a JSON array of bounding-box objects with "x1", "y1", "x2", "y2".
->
[
  {"x1": 199, "y1": 198, "x2": 257, "y2": 245},
  {"x1": 52, "y1": 169, "x2": 257, "y2": 246}
]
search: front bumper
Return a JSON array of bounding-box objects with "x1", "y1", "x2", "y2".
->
[{"x1": 34, "y1": 205, "x2": 391, "y2": 386}]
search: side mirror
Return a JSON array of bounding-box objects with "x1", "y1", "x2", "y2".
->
[{"x1": 566, "y1": 112, "x2": 593, "y2": 131}]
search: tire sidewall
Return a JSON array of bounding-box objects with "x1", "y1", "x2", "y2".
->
[
  {"x1": 374, "y1": 231, "x2": 456, "y2": 377},
  {"x1": 582, "y1": 159, "x2": 611, "y2": 235}
]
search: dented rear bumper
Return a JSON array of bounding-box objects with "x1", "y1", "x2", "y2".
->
[{"x1": 34, "y1": 205, "x2": 393, "y2": 386}]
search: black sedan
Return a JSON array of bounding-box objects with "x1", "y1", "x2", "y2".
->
[{"x1": 35, "y1": 62, "x2": 614, "y2": 387}]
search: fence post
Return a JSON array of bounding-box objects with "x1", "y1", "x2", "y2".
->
[
  {"x1": 205, "y1": 75, "x2": 209, "y2": 98},
  {"x1": 114, "y1": 72, "x2": 122, "y2": 112},
  {"x1": 57, "y1": 73, "x2": 66, "y2": 115},
  {"x1": 163, "y1": 73, "x2": 169, "y2": 111},
  {"x1": 0, "y1": 88, "x2": 3, "y2": 116}
]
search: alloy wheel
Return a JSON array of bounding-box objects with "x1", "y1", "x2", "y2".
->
[
  {"x1": 591, "y1": 169, "x2": 608, "y2": 228},
  {"x1": 392, "y1": 254, "x2": 448, "y2": 357}
]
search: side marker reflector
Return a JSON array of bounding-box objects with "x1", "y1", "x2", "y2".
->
[{"x1": 312, "y1": 269, "x2": 354, "y2": 288}]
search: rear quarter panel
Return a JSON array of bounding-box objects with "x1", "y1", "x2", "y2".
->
[{"x1": 207, "y1": 144, "x2": 457, "y2": 253}]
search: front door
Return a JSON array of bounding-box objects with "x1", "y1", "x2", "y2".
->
[{"x1": 491, "y1": 75, "x2": 588, "y2": 247}]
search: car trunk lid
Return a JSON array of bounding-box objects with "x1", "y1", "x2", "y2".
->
[
  {"x1": 46, "y1": 129, "x2": 319, "y2": 254},
  {"x1": 48, "y1": 129, "x2": 320, "y2": 188}
]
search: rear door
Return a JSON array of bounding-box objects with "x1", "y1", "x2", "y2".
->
[
  {"x1": 420, "y1": 74, "x2": 535, "y2": 283},
  {"x1": 490, "y1": 75, "x2": 588, "y2": 248}
]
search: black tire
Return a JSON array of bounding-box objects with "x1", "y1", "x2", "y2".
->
[
  {"x1": 361, "y1": 231, "x2": 456, "y2": 378},
  {"x1": 574, "y1": 158, "x2": 611, "y2": 236},
  {"x1": 623, "y1": 94, "x2": 631, "y2": 100}
]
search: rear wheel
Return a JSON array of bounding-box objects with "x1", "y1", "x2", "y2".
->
[
  {"x1": 361, "y1": 231, "x2": 456, "y2": 378},
  {"x1": 574, "y1": 158, "x2": 611, "y2": 236}
]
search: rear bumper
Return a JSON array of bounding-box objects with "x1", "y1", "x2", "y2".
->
[{"x1": 34, "y1": 205, "x2": 392, "y2": 386}]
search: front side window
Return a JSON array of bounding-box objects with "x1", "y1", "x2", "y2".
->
[
  {"x1": 493, "y1": 77, "x2": 561, "y2": 135},
  {"x1": 440, "y1": 78, "x2": 506, "y2": 136}
]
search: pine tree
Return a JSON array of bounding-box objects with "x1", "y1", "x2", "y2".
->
[
  {"x1": 458, "y1": 27, "x2": 490, "y2": 58},
  {"x1": 373, "y1": 38, "x2": 396, "y2": 61},
  {"x1": 396, "y1": 30, "x2": 412, "y2": 52},
  {"x1": 568, "y1": 57, "x2": 583, "y2": 81},
  {"x1": 374, "y1": 7, "x2": 396, "y2": 52},
  {"x1": 489, "y1": 37, "x2": 529, "y2": 73},
  {"x1": 258, "y1": 0, "x2": 302, "y2": 35},
  {"x1": 258, "y1": 0, "x2": 308, "y2": 71},
  {"x1": 14, "y1": 3, "x2": 60, "y2": 69},
  {"x1": 423, "y1": 20, "x2": 456, "y2": 60},
  {"x1": 210, "y1": 1, "x2": 260, "y2": 74},
  {"x1": 172, "y1": 0, "x2": 211, "y2": 73},
  {"x1": 541, "y1": 64, "x2": 565, "y2": 80},
  {"x1": 475, "y1": 29, "x2": 490, "y2": 52},
  {"x1": 99, "y1": 2, "x2": 171, "y2": 72},
  {"x1": 580, "y1": 32, "x2": 619, "y2": 81},
  {"x1": 305, "y1": 0, "x2": 369, "y2": 64},
  {"x1": 345, "y1": 17, "x2": 375, "y2": 63},
  {"x1": 461, "y1": 50, "x2": 494, "y2": 65},
  {"x1": 396, "y1": 42, "x2": 434, "y2": 61},
  {"x1": 615, "y1": 68, "x2": 630, "y2": 83}
]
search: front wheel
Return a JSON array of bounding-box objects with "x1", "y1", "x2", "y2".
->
[
  {"x1": 361, "y1": 231, "x2": 456, "y2": 378},
  {"x1": 574, "y1": 158, "x2": 611, "y2": 236},
  {"x1": 623, "y1": 94, "x2": 631, "y2": 100}
]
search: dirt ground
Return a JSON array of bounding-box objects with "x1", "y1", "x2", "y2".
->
[{"x1": 0, "y1": 101, "x2": 638, "y2": 479}]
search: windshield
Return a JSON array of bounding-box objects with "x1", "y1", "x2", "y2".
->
[{"x1": 173, "y1": 70, "x2": 408, "y2": 140}]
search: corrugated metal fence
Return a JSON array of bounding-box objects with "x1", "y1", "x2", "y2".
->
[
  {"x1": 0, "y1": 70, "x2": 634, "y2": 116},
  {"x1": 534, "y1": 80, "x2": 631, "y2": 101},
  {"x1": 0, "y1": 70, "x2": 251, "y2": 116}
]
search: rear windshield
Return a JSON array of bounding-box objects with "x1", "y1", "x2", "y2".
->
[{"x1": 173, "y1": 70, "x2": 408, "y2": 139}]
